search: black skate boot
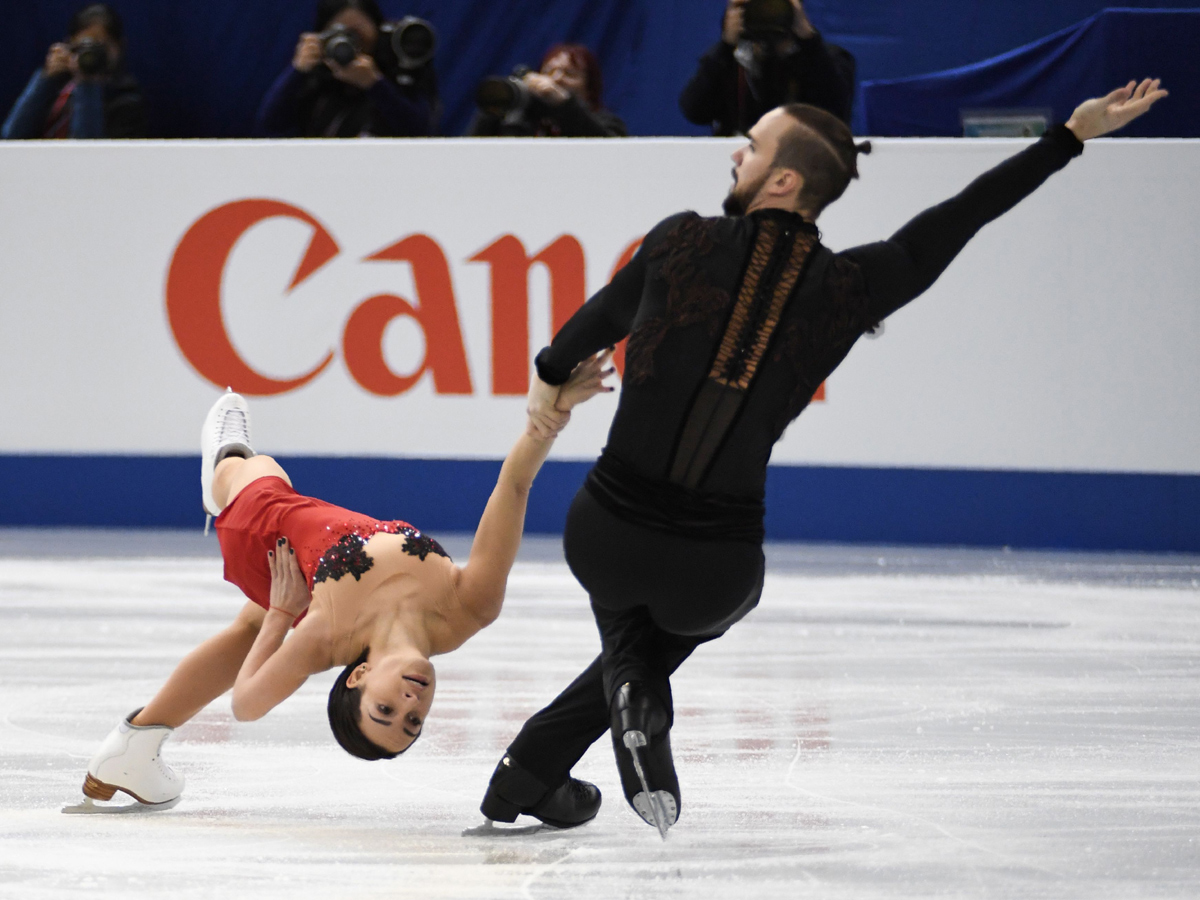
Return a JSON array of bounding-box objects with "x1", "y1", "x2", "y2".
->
[
  {"x1": 610, "y1": 682, "x2": 679, "y2": 839},
  {"x1": 479, "y1": 754, "x2": 601, "y2": 829}
]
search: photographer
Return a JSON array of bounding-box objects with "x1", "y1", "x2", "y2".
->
[
  {"x1": 256, "y1": 0, "x2": 432, "y2": 138},
  {"x1": 468, "y1": 44, "x2": 626, "y2": 138},
  {"x1": 2, "y1": 4, "x2": 146, "y2": 140},
  {"x1": 679, "y1": 0, "x2": 854, "y2": 135}
]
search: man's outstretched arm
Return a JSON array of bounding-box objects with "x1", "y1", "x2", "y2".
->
[{"x1": 840, "y1": 79, "x2": 1169, "y2": 322}]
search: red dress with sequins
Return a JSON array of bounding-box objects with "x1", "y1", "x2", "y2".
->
[{"x1": 214, "y1": 476, "x2": 444, "y2": 624}]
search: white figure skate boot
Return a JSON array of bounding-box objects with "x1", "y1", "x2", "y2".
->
[
  {"x1": 62, "y1": 708, "x2": 184, "y2": 814},
  {"x1": 201, "y1": 388, "x2": 255, "y2": 532}
]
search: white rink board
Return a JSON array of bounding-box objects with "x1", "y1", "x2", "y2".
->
[{"x1": 0, "y1": 138, "x2": 1197, "y2": 474}]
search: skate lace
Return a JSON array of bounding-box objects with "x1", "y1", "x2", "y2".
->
[{"x1": 217, "y1": 409, "x2": 249, "y2": 446}]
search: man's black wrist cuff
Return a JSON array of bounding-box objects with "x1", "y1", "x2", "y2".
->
[
  {"x1": 1047, "y1": 123, "x2": 1085, "y2": 157},
  {"x1": 534, "y1": 348, "x2": 571, "y2": 386}
]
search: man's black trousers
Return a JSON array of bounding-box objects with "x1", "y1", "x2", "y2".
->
[{"x1": 506, "y1": 487, "x2": 765, "y2": 788}]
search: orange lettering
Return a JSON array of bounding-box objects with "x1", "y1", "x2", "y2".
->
[
  {"x1": 349, "y1": 235, "x2": 473, "y2": 395},
  {"x1": 165, "y1": 199, "x2": 336, "y2": 395},
  {"x1": 469, "y1": 235, "x2": 586, "y2": 395}
]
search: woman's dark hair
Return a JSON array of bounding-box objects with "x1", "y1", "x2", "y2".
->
[
  {"x1": 541, "y1": 43, "x2": 604, "y2": 110},
  {"x1": 327, "y1": 647, "x2": 402, "y2": 761},
  {"x1": 775, "y1": 103, "x2": 873, "y2": 216},
  {"x1": 68, "y1": 3, "x2": 123, "y2": 43},
  {"x1": 314, "y1": 0, "x2": 384, "y2": 33}
]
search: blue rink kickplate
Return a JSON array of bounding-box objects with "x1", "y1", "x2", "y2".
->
[{"x1": 0, "y1": 454, "x2": 1197, "y2": 552}]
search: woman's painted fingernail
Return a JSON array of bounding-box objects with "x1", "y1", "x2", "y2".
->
[
  {"x1": 268, "y1": 550, "x2": 274, "y2": 557},
  {"x1": 289, "y1": 548, "x2": 294, "y2": 555}
]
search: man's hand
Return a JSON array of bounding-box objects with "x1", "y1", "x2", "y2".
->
[
  {"x1": 527, "y1": 377, "x2": 570, "y2": 441},
  {"x1": 267, "y1": 538, "x2": 311, "y2": 619},
  {"x1": 722, "y1": 0, "x2": 748, "y2": 46},
  {"x1": 44, "y1": 43, "x2": 72, "y2": 77},
  {"x1": 329, "y1": 53, "x2": 382, "y2": 89},
  {"x1": 555, "y1": 349, "x2": 616, "y2": 412},
  {"x1": 1065, "y1": 79, "x2": 1168, "y2": 141},
  {"x1": 523, "y1": 72, "x2": 570, "y2": 105},
  {"x1": 293, "y1": 33, "x2": 323, "y2": 73}
]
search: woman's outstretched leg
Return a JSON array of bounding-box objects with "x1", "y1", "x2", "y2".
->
[
  {"x1": 137, "y1": 445, "x2": 295, "y2": 729},
  {"x1": 212, "y1": 454, "x2": 291, "y2": 512},
  {"x1": 132, "y1": 601, "x2": 266, "y2": 728}
]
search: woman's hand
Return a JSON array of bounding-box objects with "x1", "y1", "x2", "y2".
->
[
  {"x1": 44, "y1": 43, "x2": 72, "y2": 77},
  {"x1": 329, "y1": 53, "x2": 382, "y2": 89},
  {"x1": 526, "y1": 376, "x2": 569, "y2": 441},
  {"x1": 293, "y1": 33, "x2": 323, "y2": 72},
  {"x1": 1065, "y1": 79, "x2": 1168, "y2": 141},
  {"x1": 267, "y1": 538, "x2": 311, "y2": 619},
  {"x1": 555, "y1": 349, "x2": 616, "y2": 412}
]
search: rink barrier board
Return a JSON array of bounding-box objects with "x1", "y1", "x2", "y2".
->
[{"x1": 0, "y1": 454, "x2": 1196, "y2": 553}]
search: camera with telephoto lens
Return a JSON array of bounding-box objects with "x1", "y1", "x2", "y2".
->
[
  {"x1": 380, "y1": 16, "x2": 436, "y2": 70},
  {"x1": 741, "y1": 0, "x2": 796, "y2": 41},
  {"x1": 475, "y1": 65, "x2": 533, "y2": 118},
  {"x1": 72, "y1": 37, "x2": 110, "y2": 76},
  {"x1": 319, "y1": 24, "x2": 360, "y2": 67}
]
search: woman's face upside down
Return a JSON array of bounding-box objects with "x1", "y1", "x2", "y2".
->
[{"x1": 347, "y1": 650, "x2": 436, "y2": 753}]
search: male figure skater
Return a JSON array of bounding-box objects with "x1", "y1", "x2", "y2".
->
[{"x1": 479, "y1": 80, "x2": 1169, "y2": 837}]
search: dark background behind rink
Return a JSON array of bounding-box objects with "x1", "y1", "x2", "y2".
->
[{"x1": 4, "y1": 0, "x2": 1199, "y2": 138}]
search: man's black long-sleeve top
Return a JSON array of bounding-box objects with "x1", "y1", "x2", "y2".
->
[
  {"x1": 680, "y1": 35, "x2": 855, "y2": 133},
  {"x1": 535, "y1": 126, "x2": 1085, "y2": 540}
]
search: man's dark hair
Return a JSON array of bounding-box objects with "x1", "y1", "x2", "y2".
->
[
  {"x1": 774, "y1": 103, "x2": 872, "y2": 216},
  {"x1": 327, "y1": 647, "x2": 405, "y2": 761},
  {"x1": 314, "y1": 0, "x2": 384, "y2": 32},
  {"x1": 68, "y1": 3, "x2": 123, "y2": 43}
]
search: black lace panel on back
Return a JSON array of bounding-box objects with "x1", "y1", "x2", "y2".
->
[
  {"x1": 770, "y1": 253, "x2": 876, "y2": 436},
  {"x1": 624, "y1": 213, "x2": 731, "y2": 384},
  {"x1": 667, "y1": 218, "x2": 817, "y2": 488}
]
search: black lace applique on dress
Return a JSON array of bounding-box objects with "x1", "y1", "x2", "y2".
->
[
  {"x1": 396, "y1": 525, "x2": 448, "y2": 562},
  {"x1": 311, "y1": 522, "x2": 448, "y2": 583},
  {"x1": 314, "y1": 533, "x2": 374, "y2": 584}
]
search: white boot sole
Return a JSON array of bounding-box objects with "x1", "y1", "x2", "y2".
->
[{"x1": 62, "y1": 773, "x2": 181, "y2": 814}]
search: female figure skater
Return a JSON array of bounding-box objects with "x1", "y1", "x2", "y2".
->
[{"x1": 66, "y1": 352, "x2": 611, "y2": 815}]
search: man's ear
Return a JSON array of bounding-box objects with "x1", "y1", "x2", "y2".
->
[
  {"x1": 346, "y1": 662, "x2": 370, "y2": 688},
  {"x1": 768, "y1": 167, "x2": 804, "y2": 200}
]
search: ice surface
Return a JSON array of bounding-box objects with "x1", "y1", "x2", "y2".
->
[{"x1": 1, "y1": 530, "x2": 1198, "y2": 899}]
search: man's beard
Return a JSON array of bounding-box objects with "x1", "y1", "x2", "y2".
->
[{"x1": 722, "y1": 167, "x2": 769, "y2": 216}]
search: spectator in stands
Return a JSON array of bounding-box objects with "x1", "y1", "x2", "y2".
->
[
  {"x1": 2, "y1": 4, "x2": 146, "y2": 140},
  {"x1": 257, "y1": 0, "x2": 432, "y2": 138},
  {"x1": 468, "y1": 44, "x2": 627, "y2": 137},
  {"x1": 680, "y1": 0, "x2": 854, "y2": 134}
]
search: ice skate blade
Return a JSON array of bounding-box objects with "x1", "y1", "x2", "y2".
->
[
  {"x1": 62, "y1": 795, "x2": 181, "y2": 815},
  {"x1": 461, "y1": 818, "x2": 548, "y2": 837},
  {"x1": 623, "y1": 731, "x2": 670, "y2": 840},
  {"x1": 632, "y1": 791, "x2": 677, "y2": 834}
]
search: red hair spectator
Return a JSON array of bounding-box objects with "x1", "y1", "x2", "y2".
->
[{"x1": 468, "y1": 42, "x2": 626, "y2": 137}]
